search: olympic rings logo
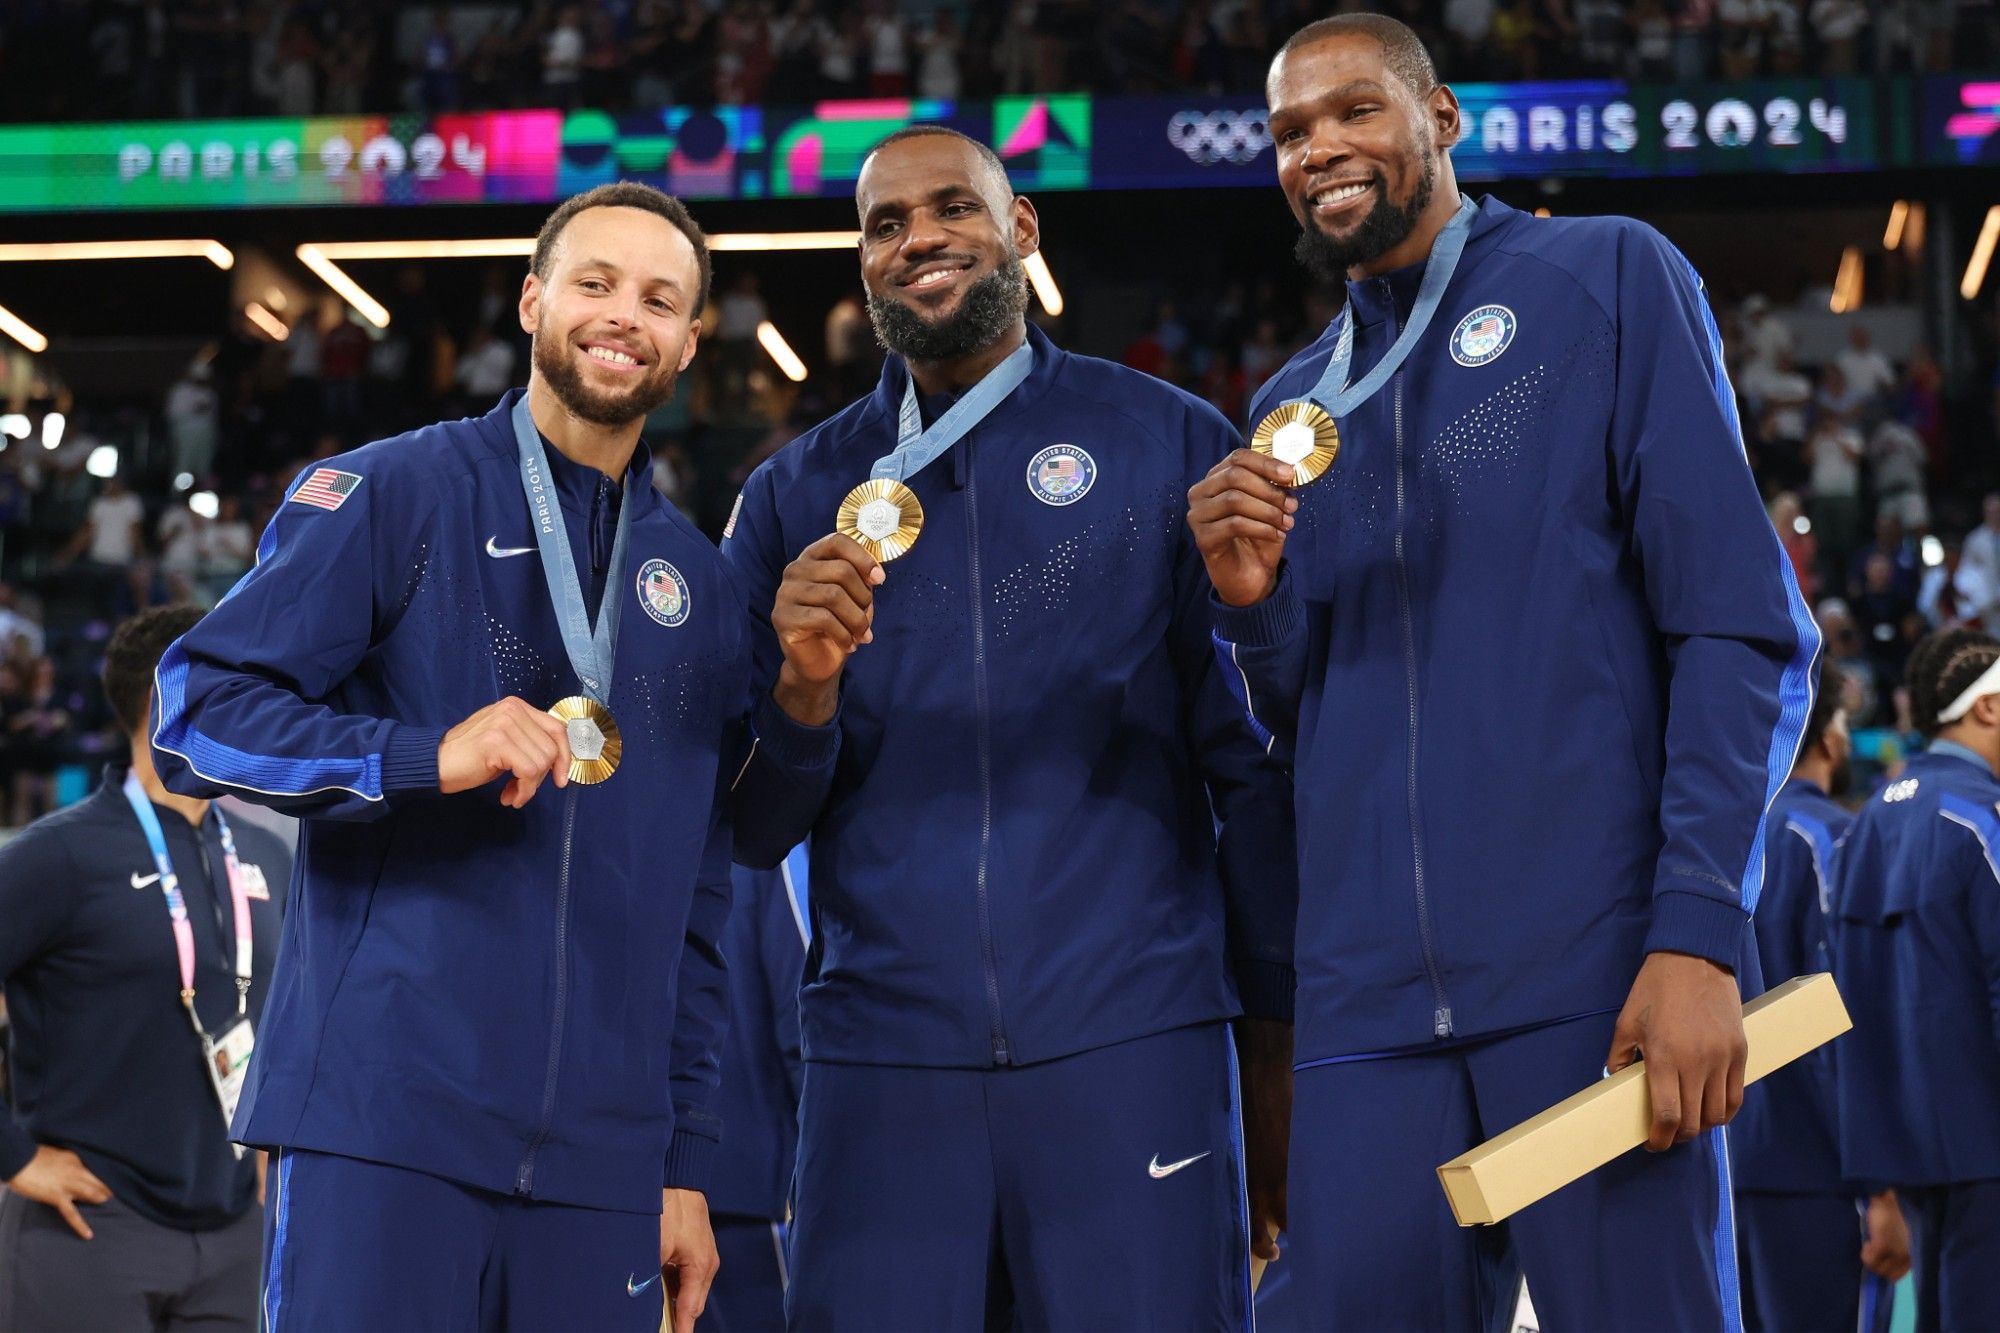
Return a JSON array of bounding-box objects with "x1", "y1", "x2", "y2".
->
[{"x1": 1166, "y1": 110, "x2": 1272, "y2": 165}]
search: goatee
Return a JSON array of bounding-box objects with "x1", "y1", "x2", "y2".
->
[
  {"x1": 868, "y1": 256, "x2": 1030, "y2": 364},
  {"x1": 1293, "y1": 154, "x2": 1437, "y2": 282},
  {"x1": 533, "y1": 323, "x2": 681, "y2": 427}
]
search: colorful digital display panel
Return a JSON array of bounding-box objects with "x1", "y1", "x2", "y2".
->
[
  {"x1": 0, "y1": 112, "x2": 562, "y2": 211},
  {"x1": 1923, "y1": 76, "x2": 2000, "y2": 164},
  {"x1": 0, "y1": 81, "x2": 1910, "y2": 214}
]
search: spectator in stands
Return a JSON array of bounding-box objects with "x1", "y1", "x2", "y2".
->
[
  {"x1": 1809, "y1": 0, "x2": 1870, "y2": 74},
  {"x1": 542, "y1": 4, "x2": 586, "y2": 108},
  {"x1": 1963, "y1": 494, "x2": 2000, "y2": 630},
  {"x1": 0, "y1": 585, "x2": 46, "y2": 662},
  {"x1": 1771, "y1": 491, "x2": 1819, "y2": 602},
  {"x1": 453, "y1": 324, "x2": 518, "y2": 411},
  {"x1": 157, "y1": 494, "x2": 209, "y2": 606},
  {"x1": 0, "y1": 606, "x2": 290, "y2": 1333},
  {"x1": 7, "y1": 656, "x2": 71, "y2": 826},
  {"x1": 1869, "y1": 411, "x2": 1932, "y2": 532},
  {"x1": 55, "y1": 474, "x2": 147, "y2": 617},
  {"x1": 1807, "y1": 397, "x2": 1865, "y2": 586},
  {"x1": 165, "y1": 361, "x2": 219, "y2": 490},
  {"x1": 202, "y1": 495, "x2": 255, "y2": 604},
  {"x1": 1838, "y1": 324, "x2": 1897, "y2": 418},
  {"x1": 1819, "y1": 597, "x2": 1881, "y2": 725},
  {"x1": 1718, "y1": 0, "x2": 1775, "y2": 77},
  {"x1": 417, "y1": 9, "x2": 459, "y2": 113},
  {"x1": 1920, "y1": 536, "x2": 1981, "y2": 629},
  {"x1": 1629, "y1": 0, "x2": 1675, "y2": 78},
  {"x1": 915, "y1": 13, "x2": 963, "y2": 99},
  {"x1": 1744, "y1": 346, "x2": 1813, "y2": 490}
]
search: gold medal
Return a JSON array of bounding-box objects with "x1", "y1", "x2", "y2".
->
[
  {"x1": 1251, "y1": 401, "x2": 1340, "y2": 486},
  {"x1": 548, "y1": 696, "x2": 621, "y2": 785},
  {"x1": 837, "y1": 479, "x2": 925, "y2": 563}
]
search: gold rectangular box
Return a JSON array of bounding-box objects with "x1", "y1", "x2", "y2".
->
[{"x1": 1435, "y1": 973, "x2": 1852, "y2": 1227}]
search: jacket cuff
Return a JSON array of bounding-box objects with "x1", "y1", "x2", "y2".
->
[
  {"x1": 1233, "y1": 959, "x2": 1297, "y2": 1024},
  {"x1": 663, "y1": 1126, "x2": 717, "y2": 1193},
  {"x1": 754, "y1": 689, "x2": 841, "y2": 775},
  {"x1": 381, "y1": 724, "x2": 446, "y2": 794},
  {"x1": 1209, "y1": 564, "x2": 1305, "y2": 649},
  {"x1": 1643, "y1": 887, "x2": 1750, "y2": 970},
  {"x1": 0, "y1": 1119, "x2": 38, "y2": 1182}
]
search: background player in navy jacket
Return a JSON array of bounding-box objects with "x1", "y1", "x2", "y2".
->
[
  {"x1": 1733, "y1": 658, "x2": 1907, "y2": 1333},
  {"x1": 151, "y1": 184, "x2": 829, "y2": 1332},
  {"x1": 0, "y1": 606, "x2": 290, "y2": 1333},
  {"x1": 1191, "y1": 15, "x2": 1818, "y2": 1329},
  {"x1": 1832, "y1": 628, "x2": 2000, "y2": 1333},
  {"x1": 702, "y1": 849, "x2": 809, "y2": 1333},
  {"x1": 723, "y1": 127, "x2": 1296, "y2": 1329}
]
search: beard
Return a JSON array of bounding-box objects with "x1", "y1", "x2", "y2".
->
[
  {"x1": 1293, "y1": 149, "x2": 1437, "y2": 282},
  {"x1": 533, "y1": 319, "x2": 683, "y2": 427},
  {"x1": 867, "y1": 255, "x2": 1030, "y2": 364}
]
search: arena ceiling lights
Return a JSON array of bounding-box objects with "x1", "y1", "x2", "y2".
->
[
  {"x1": 0, "y1": 239, "x2": 235, "y2": 353},
  {"x1": 293, "y1": 235, "x2": 1066, "y2": 372}
]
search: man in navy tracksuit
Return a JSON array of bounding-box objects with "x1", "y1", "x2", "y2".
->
[
  {"x1": 1191, "y1": 16, "x2": 1818, "y2": 1329},
  {"x1": 151, "y1": 184, "x2": 828, "y2": 1332},
  {"x1": 723, "y1": 128, "x2": 1296, "y2": 1329},
  {"x1": 1832, "y1": 628, "x2": 2000, "y2": 1333},
  {"x1": 1733, "y1": 660, "x2": 1906, "y2": 1332},
  {"x1": 703, "y1": 848, "x2": 810, "y2": 1333}
]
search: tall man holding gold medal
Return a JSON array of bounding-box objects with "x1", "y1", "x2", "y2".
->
[
  {"x1": 722, "y1": 126, "x2": 1296, "y2": 1328},
  {"x1": 1191, "y1": 15, "x2": 1820, "y2": 1329},
  {"x1": 151, "y1": 183, "x2": 833, "y2": 1331}
]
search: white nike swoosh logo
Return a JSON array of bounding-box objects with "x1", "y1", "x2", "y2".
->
[
  {"x1": 485, "y1": 536, "x2": 535, "y2": 558},
  {"x1": 131, "y1": 872, "x2": 161, "y2": 889},
  {"x1": 626, "y1": 1272, "x2": 661, "y2": 1297},
  {"x1": 1148, "y1": 1151, "x2": 1211, "y2": 1179}
]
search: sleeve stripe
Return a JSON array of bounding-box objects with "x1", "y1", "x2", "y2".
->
[
  {"x1": 780, "y1": 842, "x2": 812, "y2": 947},
  {"x1": 150, "y1": 639, "x2": 384, "y2": 803},
  {"x1": 1685, "y1": 253, "x2": 1825, "y2": 916},
  {"x1": 1211, "y1": 630, "x2": 1275, "y2": 756},
  {"x1": 1938, "y1": 794, "x2": 2000, "y2": 888}
]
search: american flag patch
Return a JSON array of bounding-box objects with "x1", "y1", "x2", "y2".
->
[{"x1": 291, "y1": 468, "x2": 362, "y2": 512}]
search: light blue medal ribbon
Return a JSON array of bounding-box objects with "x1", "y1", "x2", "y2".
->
[
  {"x1": 870, "y1": 338, "x2": 1035, "y2": 481},
  {"x1": 510, "y1": 396, "x2": 636, "y2": 706},
  {"x1": 1293, "y1": 194, "x2": 1480, "y2": 417}
]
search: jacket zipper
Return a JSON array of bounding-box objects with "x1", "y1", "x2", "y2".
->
[
  {"x1": 963, "y1": 435, "x2": 1010, "y2": 1064},
  {"x1": 516, "y1": 785, "x2": 578, "y2": 1192},
  {"x1": 1392, "y1": 370, "x2": 1454, "y2": 1039}
]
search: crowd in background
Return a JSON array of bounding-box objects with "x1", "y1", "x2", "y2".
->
[{"x1": 0, "y1": 0, "x2": 1988, "y2": 126}]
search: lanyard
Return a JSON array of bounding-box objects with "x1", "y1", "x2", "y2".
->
[
  {"x1": 1294, "y1": 194, "x2": 1479, "y2": 417},
  {"x1": 510, "y1": 396, "x2": 637, "y2": 705},
  {"x1": 122, "y1": 772, "x2": 250, "y2": 1039},
  {"x1": 871, "y1": 338, "x2": 1035, "y2": 484}
]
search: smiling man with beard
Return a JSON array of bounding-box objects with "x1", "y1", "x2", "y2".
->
[
  {"x1": 720, "y1": 127, "x2": 1297, "y2": 1329},
  {"x1": 150, "y1": 183, "x2": 833, "y2": 1332},
  {"x1": 1188, "y1": 14, "x2": 1819, "y2": 1330}
]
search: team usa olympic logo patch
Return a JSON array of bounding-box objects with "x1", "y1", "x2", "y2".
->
[
  {"x1": 1450, "y1": 304, "x2": 1517, "y2": 368},
  {"x1": 636, "y1": 558, "x2": 690, "y2": 627},
  {"x1": 1026, "y1": 444, "x2": 1096, "y2": 506}
]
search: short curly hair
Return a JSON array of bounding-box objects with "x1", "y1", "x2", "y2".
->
[{"x1": 103, "y1": 605, "x2": 205, "y2": 736}]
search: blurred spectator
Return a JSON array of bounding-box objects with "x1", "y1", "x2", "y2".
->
[
  {"x1": 203, "y1": 496, "x2": 255, "y2": 604},
  {"x1": 1809, "y1": 0, "x2": 1869, "y2": 74},
  {"x1": 1869, "y1": 412, "x2": 1932, "y2": 531},
  {"x1": 320, "y1": 310, "x2": 371, "y2": 426},
  {"x1": 1817, "y1": 597, "x2": 1880, "y2": 725},
  {"x1": 543, "y1": 5, "x2": 587, "y2": 108},
  {"x1": 1740, "y1": 294, "x2": 1797, "y2": 368},
  {"x1": 165, "y1": 362, "x2": 219, "y2": 489},
  {"x1": 1963, "y1": 494, "x2": 2000, "y2": 629},
  {"x1": 157, "y1": 495, "x2": 209, "y2": 605},
  {"x1": 1848, "y1": 512, "x2": 1921, "y2": 605},
  {"x1": 1630, "y1": 0, "x2": 1675, "y2": 78},
  {"x1": 1805, "y1": 403, "x2": 1864, "y2": 584},
  {"x1": 915, "y1": 14, "x2": 963, "y2": 100},
  {"x1": 417, "y1": 10, "x2": 458, "y2": 112},
  {"x1": 1837, "y1": 325, "x2": 1897, "y2": 416},
  {"x1": 454, "y1": 326, "x2": 518, "y2": 406},
  {"x1": 6, "y1": 657, "x2": 71, "y2": 826},
  {"x1": 56, "y1": 476, "x2": 147, "y2": 616},
  {"x1": 1853, "y1": 551, "x2": 1921, "y2": 691},
  {"x1": 1919, "y1": 536, "x2": 1981, "y2": 629},
  {"x1": 1770, "y1": 491, "x2": 1819, "y2": 601}
]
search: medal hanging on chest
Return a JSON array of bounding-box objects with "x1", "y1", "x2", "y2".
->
[
  {"x1": 1251, "y1": 194, "x2": 1479, "y2": 486},
  {"x1": 838, "y1": 339, "x2": 1035, "y2": 560}
]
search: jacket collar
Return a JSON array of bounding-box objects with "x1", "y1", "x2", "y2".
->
[{"x1": 1344, "y1": 193, "x2": 1518, "y2": 331}]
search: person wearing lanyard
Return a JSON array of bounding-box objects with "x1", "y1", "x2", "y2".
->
[
  {"x1": 724, "y1": 126, "x2": 1296, "y2": 1328},
  {"x1": 1191, "y1": 14, "x2": 1817, "y2": 1328},
  {"x1": 148, "y1": 184, "x2": 827, "y2": 1332},
  {"x1": 1831, "y1": 628, "x2": 2000, "y2": 1333},
  {"x1": 0, "y1": 606, "x2": 290, "y2": 1333}
]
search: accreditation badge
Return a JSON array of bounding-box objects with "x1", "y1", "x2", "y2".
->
[
  {"x1": 837, "y1": 479, "x2": 925, "y2": 563},
  {"x1": 549, "y1": 695, "x2": 622, "y2": 785},
  {"x1": 202, "y1": 1017, "x2": 255, "y2": 1154}
]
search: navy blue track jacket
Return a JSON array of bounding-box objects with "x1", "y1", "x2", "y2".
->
[
  {"x1": 150, "y1": 393, "x2": 829, "y2": 1213},
  {"x1": 708, "y1": 849, "x2": 808, "y2": 1221},
  {"x1": 724, "y1": 324, "x2": 1297, "y2": 1068},
  {"x1": 1213, "y1": 197, "x2": 1819, "y2": 1061},
  {"x1": 1733, "y1": 778, "x2": 1850, "y2": 1193},
  {"x1": 1831, "y1": 745, "x2": 2000, "y2": 1189}
]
